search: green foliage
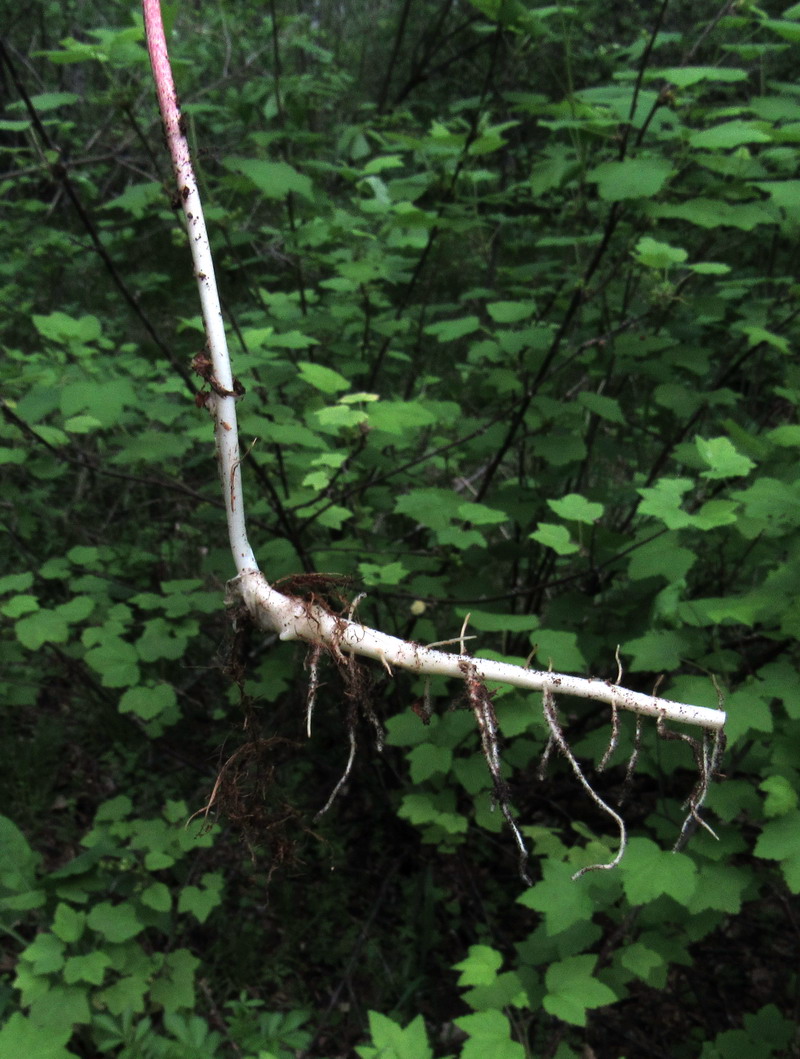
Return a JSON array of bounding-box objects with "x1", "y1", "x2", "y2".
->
[{"x1": 3, "y1": 0, "x2": 800, "y2": 1056}]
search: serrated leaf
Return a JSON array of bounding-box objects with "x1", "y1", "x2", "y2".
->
[
  {"x1": 619, "y1": 837, "x2": 697, "y2": 904},
  {"x1": 543, "y1": 955, "x2": 616, "y2": 1027}
]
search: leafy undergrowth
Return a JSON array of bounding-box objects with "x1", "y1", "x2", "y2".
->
[{"x1": 2, "y1": 0, "x2": 800, "y2": 1056}]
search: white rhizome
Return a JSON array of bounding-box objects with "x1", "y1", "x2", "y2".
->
[{"x1": 142, "y1": 0, "x2": 726, "y2": 881}]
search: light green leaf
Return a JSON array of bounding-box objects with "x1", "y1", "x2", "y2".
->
[
  {"x1": 621, "y1": 629, "x2": 687, "y2": 670},
  {"x1": 619, "y1": 837, "x2": 697, "y2": 904},
  {"x1": 15, "y1": 610, "x2": 70, "y2": 650},
  {"x1": 652, "y1": 66, "x2": 747, "y2": 87},
  {"x1": 543, "y1": 955, "x2": 616, "y2": 1026},
  {"x1": 754, "y1": 810, "x2": 800, "y2": 860},
  {"x1": 63, "y1": 951, "x2": 112, "y2": 985},
  {"x1": 424, "y1": 316, "x2": 481, "y2": 342},
  {"x1": 297, "y1": 361, "x2": 350, "y2": 394},
  {"x1": 696, "y1": 436, "x2": 755, "y2": 479},
  {"x1": 546, "y1": 494, "x2": 604, "y2": 524},
  {"x1": 486, "y1": 301, "x2": 536, "y2": 323},
  {"x1": 518, "y1": 860, "x2": 595, "y2": 933},
  {"x1": 453, "y1": 945, "x2": 503, "y2": 987},
  {"x1": 649, "y1": 198, "x2": 774, "y2": 230},
  {"x1": 533, "y1": 629, "x2": 585, "y2": 670},
  {"x1": 87, "y1": 901, "x2": 144, "y2": 942},
  {"x1": 760, "y1": 776, "x2": 799, "y2": 817},
  {"x1": 177, "y1": 873, "x2": 223, "y2": 923},
  {"x1": 530, "y1": 522, "x2": 579, "y2": 555},
  {"x1": 637, "y1": 477, "x2": 694, "y2": 529},
  {"x1": 52, "y1": 904, "x2": 85, "y2": 943},
  {"x1": 141, "y1": 882, "x2": 172, "y2": 913},
  {"x1": 408, "y1": 744, "x2": 453, "y2": 783},
  {"x1": 577, "y1": 391, "x2": 625, "y2": 423},
  {"x1": 458, "y1": 502, "x2": 509, "y2": 525},
  {"x1": 222, "y1": 157, "x2": 314, "y2": 200},
  {"x1": 690, "y1": 121, "x2": 771, "y2": 149},
  {"x1": 587, "y1": 157, "x2": 673, "y2": 200},
  {"x1": 632, "y1": 236, "x2": 688, "y2": 269},
  {"x1": 454, "y1": 1010, "x2": 525, "y2": 1057},
  {"x1": 739, "y1": 324, "x2": 791, "y2": 355}
]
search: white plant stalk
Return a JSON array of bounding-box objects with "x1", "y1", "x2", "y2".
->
[{"x1": 142, "y1": 0, "x2": 725, "y2": 742}]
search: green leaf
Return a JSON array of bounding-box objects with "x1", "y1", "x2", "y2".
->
[
  {"x1": 87, "y1": 901, "x2": 145, "y2": 942},
  {"x1": 633, "y1": 236, "x2": 688, "y2": 269},
  {"x1": 14, "y1": 609, "x2": 70, "y2": 650},
  {"x1": 368, "y1": 400, "x2": 437, "y2": 435},
  {"x1": 141, "y1": 882, "x2": 172, "y2": 913},
  {"x1": 530, "y1": 522, "x2": 579, "y2": 555},
  {"x1": 407, "y1": 744, "x2": 453, "y2": 783},
  {"x1": 546, "y1": 494, "x2": 604, "y2": 524},
  {"x1": 63, "y1": 951, "x2": 112, "y2": 985},
  {"x1": 20, "y1": 932, "x2": 65, "y2": 975},
  {"x1": 453, "y1": 945, "x2": 503, "y2": 986},
  {"x1": 486, "y1": 300, "x2": 536, "y2": 323},
  {"x1": 177, "y1": 873, "x2": 224, "y2": 923},
  {"x1": 628, "y1": 535, "x2": 696, "y2": 582},
  {"x1": 652, "y1": 66, "x2": 747, "y2": 87},
  {"x1": 696, "y1": 436, "x2": 756, "y2": 479},
  {"x1": 532, "y1": 629, "x2": 585, "y2": 670},
  {"x1": 395, "y1": 488, "x2": 462, "y2": 532},
  {"x1": 619, "y1": 838, "x2": 697, "y2": 904},
  {"x1": 424, "y1": 316, "x2": 481, "y2": 342},
  {"x1": 621, "y1": 629, "x2": 687, "y2": 670},
  {"x1": 0, "y1": 1014, "x2": 74, "y2": 1059},
  {"x1": 222, "y1": 157, "x2": 314, "y2": 200},
  {"x1": 357, "y1": 1012, "x2": 434, "y2": 1059},
  {"x1": 760, "y1": 776, "x2": 799, "y2": 817},
  {"x1": 518, "y1": 860, "x2": 596, "y2": 933},
  {"x1": 620, "y1": 942, "x2": 666, "y2": 986},
  {"x1": 149, "y1": 949, "x2": 199, "y2": 1013},
  {"x1": 587, "y1": 157, "x2": 673, "y2": 200},
  {"x1": 690, "y1": 121, "x2": 771, "y2": 149},
  {"x1": 458, "y1": 502, "x2": 509, "y2": 525},
  {"x1": 543, "y1": 955, "x2": 616, "y2": 1026},
  {"x1": 754, "y1": 810, "x2": 800, "y2": 861},
  {"x1": 454, "y1": 1010, "x2": 525, "y2": 1058},
  {"x1": 577, "y1": 391, "x2": 625, "y2": 423},
  {"x1": 52, "y1": 903, "x2": 85, "y2": 943},
  {"x1": 637, "y1": 478, "x2": 694, "y2": 529},
  {"x1": 738, "y1": 323, "x2": 791, "y2": 355},
  {"x1": 84, "y1": 637, "x2": 140, "y2": 688},
  {"x1": 33, "y1": 311, "x2": 102, "y2": 346},
  {"x1": 297, "y1": 361, "x2": 350, "y2": 394},
  {"x1": 649, "y1": 197, "x2": 773, "y2": 230}
]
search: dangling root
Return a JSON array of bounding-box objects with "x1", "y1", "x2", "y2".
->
[{"x1": 540, "y1": 687, "x2": 628, "y2": 880}]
